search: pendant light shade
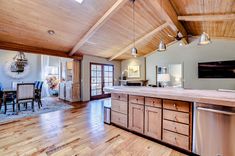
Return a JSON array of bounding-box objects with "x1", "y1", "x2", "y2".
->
[
  {"x1": 198, "y1": 32, "x2": 211, "y2": 45},
  {"x1": 198, "y1": 0, "x2": 211, "y2": 46},
  {"x1": 157, "y1": 0, "x2": 166, "y2": 52},
  {"x1": 158, "y1": 40, "x2": 166, "y2": 52},
  {"x1": 131, "y1": 47, "x2": 137, "y2": 57}
]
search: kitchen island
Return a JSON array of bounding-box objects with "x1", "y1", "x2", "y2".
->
[{"x1": 104, "y1": 86, "x2": 235, "y2": 156}]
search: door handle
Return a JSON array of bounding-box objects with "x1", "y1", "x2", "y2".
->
[{"x1": 197, "y1": 107, "x2": 235, "y2": 115}]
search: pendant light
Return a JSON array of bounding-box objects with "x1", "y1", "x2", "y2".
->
[
  {"x1": 198, "y1": 0, "x2": 211, "y2": 45},
  {"x1": 157, "y1": 0, "x2": 166, "y2": 52},
  {"x1": 131, "y1": 0, "x2": 137, "y2": 57},
  {"x1": 158, "y1": 40, "x2": 166, "y2": 52}
]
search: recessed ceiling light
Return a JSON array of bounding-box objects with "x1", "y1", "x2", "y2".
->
[
  {"x1": 75, "y1": 0, "x2": 84, "y2": 4},
  {"x1": 48, "y1": 30, "x2": 55, "y2": 35}
]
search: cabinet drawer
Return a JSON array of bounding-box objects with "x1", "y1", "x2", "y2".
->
[
  {"x1": 163, "y1": 100, "x2": 190, "y2": 112},
  {"x1": 111, "y1": 99, "x2": 128, "y2": 114},
  {"x1": 163, "y1": 110, "x2": 189, "y2": 124},
  {"x1": 129, "y1": 95, "x2": 144, "y2": 105},
  {"x1": 111, "y1": 93, "x2": 127, "y2": 101},
  {"x1": 163, "y1": 120, "x2": 189, "y2": 136},
  {"x1": 111, "y1": 111, "x2": 127, "y2": 128},
  {"x1": 145, "y1": 98, "x2": 162, "y2": 108},
  {"x1": 163, "y1": 130, "x2": 189, "y2": 150}
]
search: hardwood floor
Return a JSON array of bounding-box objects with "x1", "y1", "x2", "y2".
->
[{"x1": 0, "y1": 98, "x2": 186, "y2": 156}]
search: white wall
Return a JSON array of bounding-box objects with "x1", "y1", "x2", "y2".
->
[
  {"x1": 0, "y1": 50, "x2": 41, "y2": 88},
  {"x1": 81, "y1": 55, "x2": 121, "y2": 101},
  {"x1": 146, "y1": 39, "x2": 235, "y2": 90},
  {"x1": 121, "y1": 57, "x2": 146, "y2": 80}
]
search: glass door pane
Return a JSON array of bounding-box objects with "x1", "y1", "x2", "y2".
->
[
  {"x1": 104, "y1": 65, "x2": 113, "y2": 87},
  {"x1": 91, "y1": 64, "x2": 102, "y2": 96},
  {"x1": 90, "y1": 63, "x2": 114, "y2": 100}
]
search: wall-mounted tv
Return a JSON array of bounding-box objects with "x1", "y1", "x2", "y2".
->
[{"x1": 198, "y1": 60, "x2": 235, "y2": 78}]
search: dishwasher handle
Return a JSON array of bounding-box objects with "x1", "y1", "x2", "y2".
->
[{"x1": 197, "y1": 107, "x2": 235, "y2": 115}]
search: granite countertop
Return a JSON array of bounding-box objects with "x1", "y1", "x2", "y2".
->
[{"x1": 104, "y1": 86, "x2": 235, "y2": 107}]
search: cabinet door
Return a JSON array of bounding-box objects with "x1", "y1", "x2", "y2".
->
[
  {"x1": 144, "y1": 106, "x2": 162, "y2": 140},
  {"x1": 129, "y1": 103, "x2": 144, "y2": 133},
  {"x1": 59, "y1": 83, "x2": 65, "y2": 100}
]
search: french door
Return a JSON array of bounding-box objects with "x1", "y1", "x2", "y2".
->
[{"x1": 90, "y1": 63, "x2": 114, "y2": 100}]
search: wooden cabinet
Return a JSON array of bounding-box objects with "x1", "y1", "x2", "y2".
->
[
  {"x1": 163, "y1": 130, "x2": 189, "y2": 150},
  {"x1": 163, "y1": 99, "x2": 190, "y2": 112},
  {"x1": 111, "y1": 93, "x2": 127, "y2": 102},
  {"x1": 162, "y1": 99, "x2": 192, "y2": 151},
  {"x1": 59, "y1": 60, "x2": 81, "y2": 102},
  {"x1": 163, "y1": 120, "x2": 189, "y2": 136},
  {"x1": 112, "y1": 99, "x2": 128, "y2": 114},
  {"x1": 112, "y1": 94, "x2": 193, "y2": 152},
  {"x1": 129, "y1": 103, "x2": 144, "y2": 133},
  {"x1": 144, "y1": 106, "x2": 162, "y2": 140},
  {"x1": 111, "y1": 111, "x2": 127, "y2": 128},
  {"x1": 145, "y1": 97, "x2": 162, "y2": 108},
  {"x1": 111, "y1": 93, "x2": 128, "y2": 128},
  {"x1": 129, "y1": 95, "x2": 144, "y2": 105}
]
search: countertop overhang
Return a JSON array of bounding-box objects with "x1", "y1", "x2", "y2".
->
[{"x1": 104, "y1": 86, "x2": 235, "y2": 107}]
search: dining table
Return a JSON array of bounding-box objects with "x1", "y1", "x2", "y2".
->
[{"x1": 1, "y1": 88, "x2": 40, "y2": 114}]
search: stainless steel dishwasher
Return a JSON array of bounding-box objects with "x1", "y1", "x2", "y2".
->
[{"x1": 193, "y1": 103, "x2": 235, "y2": 156}]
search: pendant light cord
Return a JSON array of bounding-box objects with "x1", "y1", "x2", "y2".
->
[
  {"x1": 202, "y1": 0, "x2": 205, "y2": 33},
  {"x1": 160, "y1": 0, "x2": 163, "y2": 41},
  {"x1": 132, "y1": 0, "x2": 136, "y2": 48}
]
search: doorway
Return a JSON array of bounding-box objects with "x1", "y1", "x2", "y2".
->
[{"x1": 90, "y1": 63, "x2": 114, "y2": 100}]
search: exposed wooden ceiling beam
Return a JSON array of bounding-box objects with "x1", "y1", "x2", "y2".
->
[
  {"x1": 109, "y1": 23, "x2": 169, "y2": 61},
  {"x1": 178, "y1": 14, "x2": 235, "y2": 21},
  {"x1": 0, "y1": 41, "x2": 83, "y2": 60},
  {"x1": 69, "y1": 0, "x2": 128, "y2": 56},
  {"x1": 155, "y1": 0, "x2": 188, "y2": 45}
]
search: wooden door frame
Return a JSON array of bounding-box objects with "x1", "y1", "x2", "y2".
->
[{"x1": 90, "y1": 62, "x2": 114, "y2": 100}]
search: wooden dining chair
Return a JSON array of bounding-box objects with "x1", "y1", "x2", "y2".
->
[{"x1": 16, "y1": 83, "x2": 35, "y2": 113}]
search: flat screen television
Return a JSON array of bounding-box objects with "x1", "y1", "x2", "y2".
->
[{"x1": 198, "y1": 60, "x2": 235, "y2": 78}]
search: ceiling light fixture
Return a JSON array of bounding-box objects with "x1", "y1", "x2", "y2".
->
[
  {"x1": 198, "y1": 0, "x2": 211, "y2": 45},
  {"x1": 157, "y1": 0, "x2": 166, "y2": 52},
  {"x1": 158, "y1": 40, "x2": 167, "y2": 52},
  {"x1": 131, "y1": 0, "x2": 137, "y2": 57},
  {"x1": 75, "y1": 0, "x2": 84, "y2": 4},
  {"x1": 48, "y1": 30, "x2": 55, "y2": 35}
]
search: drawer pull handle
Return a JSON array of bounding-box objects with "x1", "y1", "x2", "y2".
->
[
  {"x1": 174, "y1": 127, "x2": 177, "y2": 131},
  {"x1": 174, "y1": 116, "x2": 177, "y2": 121}
]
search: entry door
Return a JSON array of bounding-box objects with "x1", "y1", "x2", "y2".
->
[{"x1": 90, "y1": 63, "x2": 114, "y2": 100}]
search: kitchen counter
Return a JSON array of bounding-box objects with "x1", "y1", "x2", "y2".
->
[{"x1": 104, "y1": 86, "x2": 235, "y2": 107}]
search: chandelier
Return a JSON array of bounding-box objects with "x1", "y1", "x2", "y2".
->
[{"x1": 11, "y1": 52, "x2": 28, "y2": 73}]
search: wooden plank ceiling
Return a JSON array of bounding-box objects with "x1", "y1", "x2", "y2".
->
[{"x1": 0, "y1": 0, "x2": 234, "y2": 60}]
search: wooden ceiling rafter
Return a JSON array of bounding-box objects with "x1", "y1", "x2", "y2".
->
[
  {"x1": 109, "y1": 22, "x2": 169, "y2": 61},
  {"x1": 69, "y1": 0, "x2": 128, "y2": 56},
  {"x1": 178, "y1": 14, "x2": 235, "y2": 21},
  {"x1": 0, "y1": 41, "x2": 83, "y2": 60},
  {"x1": 155, "y1": 0, "x2": 189, "y2": 45}
]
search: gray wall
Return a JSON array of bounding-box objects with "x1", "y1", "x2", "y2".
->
[
  {"x1": 121, "y1": 57, "x2": 146, "y2": 80},
  {"x1": 81, "y1": 55, "x2": 121, "y2": 101},
  {"x1": 0, "y1": 50, "x2": 41, "y2": 88},
  {"x1": 146, "y1": 39, "x2": 235, "y2": 90}
]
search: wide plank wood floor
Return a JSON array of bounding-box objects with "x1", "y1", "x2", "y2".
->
[{"x1": 0, "y1": 98, "x2": 186, "y2": 156}]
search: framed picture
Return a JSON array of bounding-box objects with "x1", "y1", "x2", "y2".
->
[{"x1": 128, "y1": 65, "x2": 140, "y2": 78}]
